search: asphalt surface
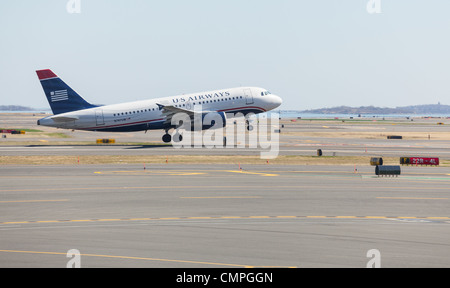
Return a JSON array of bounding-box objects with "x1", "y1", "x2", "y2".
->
[
  {"x1": 1, "y1": 164, "x2": 449, "y2": 268},
  {"x1": 1, "y1": 114, "x2": 449, "y2": 267}
]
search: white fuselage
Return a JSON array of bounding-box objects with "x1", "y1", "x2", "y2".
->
[{"x1": 38, "y1": 86, "x2": 282, "y2": 132}]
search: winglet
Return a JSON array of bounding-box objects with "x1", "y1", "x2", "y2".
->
[{"x1": 36, "y1": 69, "x2": 58, "y2": 80}]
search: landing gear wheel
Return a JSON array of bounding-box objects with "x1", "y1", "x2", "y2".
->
[
  {"x1": 173, "y1": 133, "x2": 183, "y2": 142},
  {"x1": 162, "y1": 134, "x2": 171, "y2": 143}
]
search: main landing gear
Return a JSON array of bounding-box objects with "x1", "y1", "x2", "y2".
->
[
  {"x1": 162, "y1": 130, "x2": 227, "y2": 146},
  {"x1": 162, "y1": 130, "x2": 182, "y2": 143},
  {"x1": 162, "y1": 133, "x2": 171, "y2": 143}
]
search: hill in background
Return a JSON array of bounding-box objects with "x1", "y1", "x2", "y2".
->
[
  {"x1": 0, "y1": 105, "x2": 36, "y2": 111},
  {"x1": 2, "y1": 103, "x2": 450, "y2": 115},
  {"x1": 300, "y1": 104, "x2": 450, "y2": 115}
]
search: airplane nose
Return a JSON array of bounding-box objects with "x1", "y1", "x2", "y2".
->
[{"x1": 272, "y1": 95, "x2": 282, "y2": 108}]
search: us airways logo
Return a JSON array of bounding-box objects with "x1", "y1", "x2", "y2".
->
[
  {"x1": 172, "y1": 91, "x2": 231, "y2": 104},
  {"x1": 50, "y1": 90, "x2": 69, "y2": 102}
]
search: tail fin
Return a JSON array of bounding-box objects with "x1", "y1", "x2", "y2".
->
[{"x1": 36, "y1": 69, "x2": 97, "y2": 115}]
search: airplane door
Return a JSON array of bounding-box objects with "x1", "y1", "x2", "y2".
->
[
  {"x1": 244, "y1": 88, "x2": 254, "y2": 105},
  {"x1": 95, "y1": 109, "x2": 105, "y2": 126}
]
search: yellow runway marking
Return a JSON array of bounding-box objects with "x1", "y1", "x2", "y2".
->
[
  {"x1": 97, "y1": 219, "x2": 122, "y2": 222},
  {"x1": 0, "y1": 249, "x2": 274, "y2": 268},
  {"x1": 69, "y1": 219, "x2": 92, "y2": 222},
  {"x1": 180, "y1": 196, "x2": 261, "y2": 199},
  {"x1": 129, "y1": 218, "x2": 152, "y2": 221},
  {"x1": 1, "y1": 215, "x2": 449, "y2": 226},
  {"x1": 95, "y1": 171, "x2": 206, "y2": 176},
  {"x1": 226, "y1": 170, "x2": 279, "y2": 177},
  {"x1": 377, "y1": 197, "x2": 448, "y2": 200}
]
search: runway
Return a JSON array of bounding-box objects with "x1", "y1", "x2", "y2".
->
[
  {"x1": 1, "y1": 113, "x2": 450, "y2": 159},
  {"x1": 1, "y1": 164, "x2": 449, "y2": 267},
  {"x1": 0, "y1": 143, "x2": 449, "y2": 158},
  {"x1": 1, "y1": 114, "x2": 449, "y2": 267}
]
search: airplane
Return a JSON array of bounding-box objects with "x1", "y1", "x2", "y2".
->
[{"x1": 36, "y1": 69, "x2": 282, "y2": 143}]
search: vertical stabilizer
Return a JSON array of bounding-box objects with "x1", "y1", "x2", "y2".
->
[{"x1": 36, "y1": 69, "x2": 97, "y2": 115}]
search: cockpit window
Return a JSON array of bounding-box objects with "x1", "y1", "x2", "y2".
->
[{"x1": 261, "y1": 91, "x2": 271, "y2": 96}]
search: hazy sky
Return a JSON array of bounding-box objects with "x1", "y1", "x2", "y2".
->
[{"x1": 1, "y1": 0, "x2": 450, "y2": 110}]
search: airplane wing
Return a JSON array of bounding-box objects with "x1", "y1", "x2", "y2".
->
[{"x1": 158, "y1": 104, "x2": 199, "y2": 126}]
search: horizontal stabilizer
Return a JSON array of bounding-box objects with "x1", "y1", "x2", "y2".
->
[{"x1": 50, "y1": 115, "x2": 79, "y2": 122}]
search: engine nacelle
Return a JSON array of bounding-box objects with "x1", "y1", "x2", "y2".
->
[{"x1": 197, "y1": 111, "x2": 227, "y2": 131}]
